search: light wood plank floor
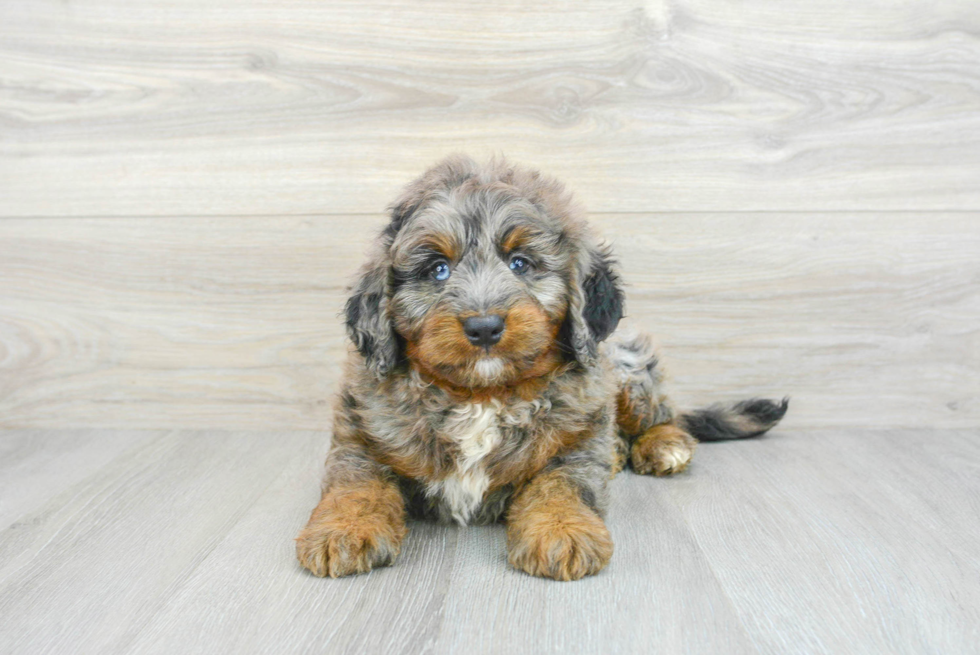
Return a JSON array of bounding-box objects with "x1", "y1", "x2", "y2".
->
[{"x1": 0, "y1": 428, "x2": 977, "y2": 654}]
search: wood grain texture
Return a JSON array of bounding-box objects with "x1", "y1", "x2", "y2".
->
[
  {"x1": 0, "y1": 430, "x2": 320, "y2": 654},
  {"x1": 0, "y1": 429, "x2": 161, "y2": 530},
  {"x1": 429, "y1": 477, "x2": 756, "y2": 654},
  {"x1": 2, "y1": 0, "x2": 979, "y2": 215},
  {"x1": 664, "y1": 429, "x2": 980, "y2": 654},
  {"x1": 0, "y1": 428, "x2": 977, "y2": 654},
  {"x1": 1, "y1": 213, "x2": 977, "y2": 430}
]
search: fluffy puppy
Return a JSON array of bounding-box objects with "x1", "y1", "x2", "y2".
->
[{"x1": 296, "y1": 155, "x2": 788, "y2": 581}]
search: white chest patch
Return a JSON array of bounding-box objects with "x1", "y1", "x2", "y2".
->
[{"x1": 427, "y1": 402, "x2": 502, "y2": 525}]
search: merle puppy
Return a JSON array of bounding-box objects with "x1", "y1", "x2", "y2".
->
[{"x1": 296, "y1": 155, "x2": 787, "y2": 581}]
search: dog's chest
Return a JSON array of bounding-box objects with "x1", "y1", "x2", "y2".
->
[{"x1": 427, "y1": 402, "x2": 504, "y2": 525}]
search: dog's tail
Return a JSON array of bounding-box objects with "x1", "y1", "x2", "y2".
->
[{"x1": 679, "y1": 397, "x2": 789, "y2": 442}]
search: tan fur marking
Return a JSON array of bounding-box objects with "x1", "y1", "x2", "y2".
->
[
  {"x1": 406, "y1": 311, "x2": 473, "y2": 369},
  {"x1": 501, "y1": 225, "x2": 535, "y2": 253},
  {"x1": 422, "y1": 233, "x2": 459, "y2": 262},
  {"x1": 630, "y1": 423, "x2": 698, "y2": 477},
  {"x1": 611, "y1": 437, "x2": 629, "y2": 476},
  {"x1": 495, "y1": 302, "x2": 559, "y2": 359},
  {"x1": 405, "y1": 300, "x2": 565, "y2": 397},
  {"x1": 296, "y1": 478, "x2": 407, "y2": 578},
  {"x1": 615, "y1": 386, "x2": 650, "y2": 437},
  {"x1": 370, "y1": 446, "x2": 441, "y2": 480},
  {"x1": 488, "y1": 425, "x2": 591, "y2": 491},
  {"x1": 507, "y1": 471, "x2": 613, "y2": 581}
]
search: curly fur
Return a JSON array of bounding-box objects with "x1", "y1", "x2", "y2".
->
[{"x1": 297, "y1": 155, "x2": 788, "y2": 580}]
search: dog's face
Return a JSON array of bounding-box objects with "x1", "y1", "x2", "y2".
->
[
  {"x1": 345, "y1": 156, "x2": 624, "y2": 389},
  {"x1": 389, "y1": 190, "x2": 571, "y2": 388}
]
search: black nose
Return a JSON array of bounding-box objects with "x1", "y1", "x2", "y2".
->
[{"x1": 463, "y1": 314, "x2": 505, "y2": 348}]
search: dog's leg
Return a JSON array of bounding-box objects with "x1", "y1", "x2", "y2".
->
[
  {"x1": 507, "y1": 462, "x2": 613, "y2": 581},
  {"x1": 296, "y1": 445, "x2": 407, "y2": 578},
  {"x1": 606, "y1": 330, "x2": 698, "y2": 476},
  {"x1": 629, "y1": 423, "x2": 698, "y2": 476}
]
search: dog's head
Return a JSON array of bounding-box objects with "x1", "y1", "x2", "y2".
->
[{"x1": 345, "y1": 155, "x2": 624, "y2": 388}]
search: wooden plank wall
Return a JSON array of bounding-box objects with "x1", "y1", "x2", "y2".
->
[{"x1": 1, "y1": 0, "x2": 978, "y2": 429}]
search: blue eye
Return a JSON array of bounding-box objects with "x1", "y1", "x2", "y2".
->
[
  {"x1": 509, "y1": 256, "x2": 530, "y2": 275},
  {"x1": 431, "y1": 261, "x2": 451, "y2": 281}
]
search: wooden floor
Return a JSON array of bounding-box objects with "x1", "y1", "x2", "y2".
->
[
  {"x1": 0, "y1": 428, "x2": 977, "y2": 654},
  {"x1": 2, "y1": 0, "x2": 979, "y2": 652}
]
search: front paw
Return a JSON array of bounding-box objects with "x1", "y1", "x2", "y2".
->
[
  {"x1": 296, "y1": 482, "x2": 407, "y2": 578},
  {"x1": 508, "y1": 508, "x2": 613, "y2": 581},
  {"x1": 630, "y1": 424, "x2": 697, "y2": 476},
  {"x1": 507, "y1": 476, "x2": 613, "y2": 581}
]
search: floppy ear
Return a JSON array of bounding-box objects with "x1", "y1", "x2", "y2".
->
[
  {"x1": 344, "y1": 258, "x2": 400, "y2": 378},
  {"x1": 562, "y1": 244, "x2": 625, "y2": 366},
  {"x1": 345, "y1": 197, "x2": 419, "y2": 378},
  {"x1": 582, "y1": 246, "x2": 625, "y2": 342}
]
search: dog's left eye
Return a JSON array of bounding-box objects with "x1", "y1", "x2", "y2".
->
[
  {"x1": 430, "y1": 260, "x2": 451, "y2": 281},
  {"x1": 509, "y1": 256, "x2": 530, "y2": 275}
]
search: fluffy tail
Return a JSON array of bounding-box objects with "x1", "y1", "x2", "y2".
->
[{"x1": 680, "y1": 397, "x2": 789, "y2": 442}]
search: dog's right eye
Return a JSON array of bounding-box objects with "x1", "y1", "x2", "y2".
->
[{"x1": 429, "y1": 261, "x2": 451, "y2": 282}]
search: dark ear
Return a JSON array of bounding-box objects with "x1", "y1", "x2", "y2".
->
[
  {"x1": 345, "y1": 260, "x2": 399, "y2": 378},
  {"x1": 346, "y1": 200, "x2": 414, "y2": 378},
  {"x1": 562, "y1": 245, "x2": 624, "y2": 365},
  {"x1": 582, "y1": 248, "x2": 624, "y2": 342}
]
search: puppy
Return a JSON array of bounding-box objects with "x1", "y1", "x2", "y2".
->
[{"x1": 296, "y1": 155, "x2": 787, "y2": 581}]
